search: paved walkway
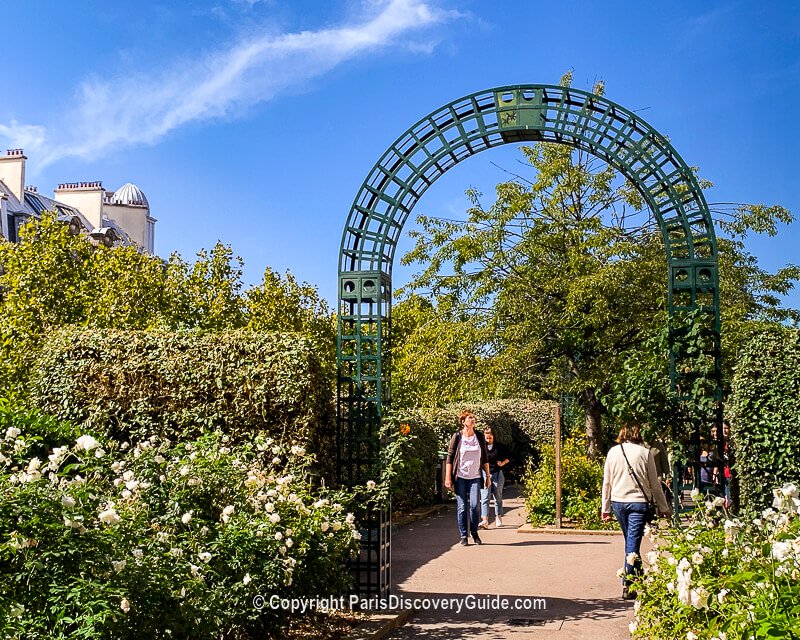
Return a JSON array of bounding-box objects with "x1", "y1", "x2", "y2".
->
[{"x1": 387, "y1": 487, "x2": 643, "y2": 639}]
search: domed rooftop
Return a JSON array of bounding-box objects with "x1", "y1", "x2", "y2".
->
[{"x1": 111, "y1": 182, "x2": 149, "y2": 207}]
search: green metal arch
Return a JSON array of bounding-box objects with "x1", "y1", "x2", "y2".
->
[{"x1": 337, "y1": 84, "x2": 722, "y2": 596}]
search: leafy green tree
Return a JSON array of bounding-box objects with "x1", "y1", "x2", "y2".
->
[
  {"x1": 390, "y1": 294, "x2": 496, "y2": 407},
  {"x1": 401, "y1": 140, "x2": 668, "y2": 457},
  {"x1": 244, "y1": 267, "x2": 337, "y2": 380},
  {"x1": 399, "y1": 82, "x2": 798, "y2": 458},
  {"x1": 0, "y1": 212, "x2": 337, "y2": 396}
]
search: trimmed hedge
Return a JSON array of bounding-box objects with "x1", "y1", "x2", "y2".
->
[
  {"x1": 27, "y1": 328, "x2": 333, "y2": 453},
  {"x1": 412, "y1": 399, "x2": 556, "y2": 473},
  {"x1": 389, "y1": 399, "x2": 556, "y2": 512},
  {"x1": 729, "y1": 325, "x2": 800, "y2": 511},
  {"x1": 390, "y1": 420, "x2": 440, "y2": 513}
]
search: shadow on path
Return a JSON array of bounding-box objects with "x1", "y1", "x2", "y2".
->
[{"x1": 386, "y1": 485, "x2": 635, "y2": 639}]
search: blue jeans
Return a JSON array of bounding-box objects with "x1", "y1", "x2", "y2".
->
[
  {"x1": 480, "y1": 470, "x2": 504, "y2": 519},
  {"x1": 455, "y1": 476, "x2": 482, "y2": 539},
  {"x1": 611, "y1": 501, "x2": 649, "y2": 585}
]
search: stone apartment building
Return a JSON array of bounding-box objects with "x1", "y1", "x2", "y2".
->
[{"x1": 0, "y1": 149, "x2": 156, "y2": 252}]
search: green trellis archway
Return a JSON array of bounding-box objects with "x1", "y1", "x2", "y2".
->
[{"x1": 337, "y1": 84, "x2": 722, "y2": 596}]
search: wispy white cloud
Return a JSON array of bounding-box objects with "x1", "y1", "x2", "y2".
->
[{"x1": 0, "y1": 0, "x2": 457, "y2": 167}]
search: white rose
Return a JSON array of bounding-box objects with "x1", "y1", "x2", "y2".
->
[
  {"x1": 366, "y1": 480, "x2": 377, "y2": 490},
  {"x1": 242, "y1": 573, "x2": 252, "y2": 585},
  {"x1": 198, "y1": 551, "x2": 212, "y2": 563},
  {"x1": 113, "y1": 560, "x2": 127, "y2": 572},
  {"x1": 75, "y1": 435, "x2": 99, "y2": 451},
  {"x1": 270, "y1": 513, "x2": 280, "y2": 524},
  {"x1": 98, "y1": 508, "x2": 120, "y2": 525},
  {"x1": 5, "y1": 426, "x2": 21, "y2": 440},
  {"x1": 321, "y1": 522, "x2": 330, "y2": 532},
  {"x1": 61, "y1": 495, "x2": 76, "y2": 508},
  {"x1": 182, "y1": 512, "x2": 192, "y2": 524},
  {"x1": 222, "y1": 505, "x2": 235, "y2": 517},
  {"x1": 120, "y1": 598, "x2": 131, "y2": 613},
  {"x1": 690, "y1": 587, "x2": 709, "y2": 609}
]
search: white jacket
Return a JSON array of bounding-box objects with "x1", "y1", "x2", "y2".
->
[{"x1": 601, "y1": 442, "x2": 671, "y2": 514}]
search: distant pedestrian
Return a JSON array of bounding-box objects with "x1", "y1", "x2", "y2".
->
[
  {"x1": 479, "y1": 426, "x2": 510, "y2": 528},
  {"x1": 444, "y1": 411, "x2": 491, "y2": 546},
  {"x1": 601, "y1": 423, "x2": 671, "y2": 599}
]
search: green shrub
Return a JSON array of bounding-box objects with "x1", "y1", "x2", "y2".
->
[
  {"x1": 412, "y1": 399, "x2": 556, "y2": 475},
  {"x1": 523, "y1": 436, "x2": 616, "y2": 530},
  {"x1": 0, "y1": 403, "x2": 359, "y2": 639},
  {"x1": 27, "y1": 328, "x2": 333, "y2": 457},
  {"x1": 632, "y1": 485, "x2": 800, "y2": 639},
  {"x1": 386, "y1": 418, "x2": 439, "y2": 513},
  {"x1": 729, "y1": 325, "x2": 800, "y2": 511}
]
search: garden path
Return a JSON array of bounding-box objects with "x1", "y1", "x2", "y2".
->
[{"x1": 386, "y1": 486, "x2": 642, "y2": 639}]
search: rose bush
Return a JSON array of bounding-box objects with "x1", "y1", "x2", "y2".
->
[
  {"x1": 630, "y1": 485, "x2": 800, "y2": 639},
  {"x1": 0, "y1": 404, "x2": 360, "y2": 639}
]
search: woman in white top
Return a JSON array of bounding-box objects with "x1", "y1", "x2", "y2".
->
[
  {"x1": 444, "y1": 410, "x2": 491, "y2": 546},
  {"x1": 601, "y1": 423, "x2": 671, "y2": 599}
]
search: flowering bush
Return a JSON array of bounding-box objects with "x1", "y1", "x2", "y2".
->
[
  {"x1": 0, "y1": 408, "x2": 359, "y2": 639},
  {"x1": 631, "y1": 485, "x2": 800, "y2": 639},
  {"x1": 523, "y1": 436, "x2": 617, "y2": 530}
]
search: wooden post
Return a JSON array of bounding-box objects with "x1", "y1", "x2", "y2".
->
[{"x1": 554, "y1": 403, "x2": 562, "y2": 529}]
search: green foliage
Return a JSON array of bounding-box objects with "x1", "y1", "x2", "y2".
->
[
  {"x1": 0, "y1": 404, "x2": 359, "y2": 639},
  {"x1": 0, "y1": 213, "x2": 336, "y2": 396},
  {"x1": 390, "y1": 295, "x2": 497, "y2": 407},
  {"x1": 28, "y1": 328, "x2": 333, "y2": 459},
  {"x1": 397, "y1": 76, "x2": 798, "y2": 458},
  {"x1": 411, "y1": 399, "x2": 555, "y2": 464},
  {"x1": 632, "y1": 486, "x2": 800, "y2": 639},
  {"x1": 380, "y1": 414, "x2": 438, "y2": 513},
  {"x1": 605, "y1": 308, "x2": 721, "y2": 453},
  {"x1": 522, "y1": 436, "x2": 616, "y2": 530},
  {"x1": 729, "y1": 325, "x2": 800, "y2": 511},
  {"x1": 245, "y1": 268, "x2": 337, "y2": 381}
]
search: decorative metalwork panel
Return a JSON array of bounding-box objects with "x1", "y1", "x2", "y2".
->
[{"x1": 338, "y1": 84, "x2": 722, "y2": 596}]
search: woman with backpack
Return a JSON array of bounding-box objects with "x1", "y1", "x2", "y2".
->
[{"x1": 444, "y1": 410, "x2": 491, "y2": 546}]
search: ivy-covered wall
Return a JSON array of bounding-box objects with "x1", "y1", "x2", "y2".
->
[
  {"x1": 28, "y1": 328, "x2": 333, "y2": 453},
  {"x1": 729, "y1": 325, "x2": 800, "y2": 510}
]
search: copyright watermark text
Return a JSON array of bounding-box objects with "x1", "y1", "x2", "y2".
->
[{"x1": 253, "y1": 593, "x2": 546, "y2": 614}]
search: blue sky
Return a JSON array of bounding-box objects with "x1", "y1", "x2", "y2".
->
[{"x1": 1, "y1": 0, "x2": 798, "y2": 310}]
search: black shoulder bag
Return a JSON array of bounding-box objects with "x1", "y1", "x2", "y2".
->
[{"x1": 620, "y1": 444, "x2": 657, "y2": 524}]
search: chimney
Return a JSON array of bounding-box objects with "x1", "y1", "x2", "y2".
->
[
  {"x1": 54, "y1": 179, "x2": 105, "y2": 229},
  {"x1": 0, "y1": 149, "x2": 27, "y2": 202}
]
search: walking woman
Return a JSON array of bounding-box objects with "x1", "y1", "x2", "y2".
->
[
  {"x1": 444, "y1": 411, "x2": 491, "y2": 546},
  {"x1": 479, "y1": 426, "x2": 510, "y2": 528},
  {"x1": 601, "y1": 423, "x2": 671, "y2": 599}
]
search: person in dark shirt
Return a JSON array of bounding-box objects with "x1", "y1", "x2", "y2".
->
[{"x1": 479, "y1": 426, "x2": 511, "y2": 528}]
